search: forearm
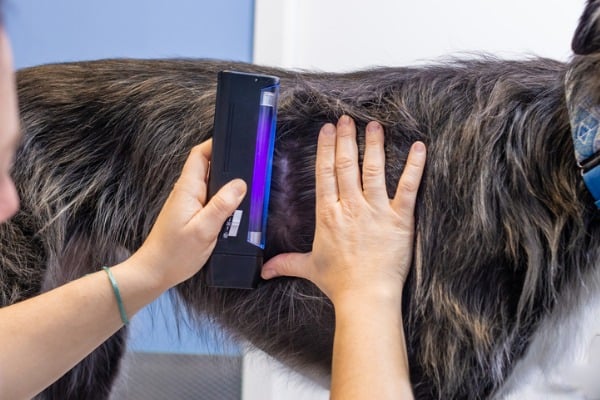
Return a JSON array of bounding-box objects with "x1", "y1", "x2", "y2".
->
[
  {"x1": 330, "y1": 297, "x2": 414, "y2": 400},
  {"x1": 0, "y1": 258, "x2": 165, "y2": 400}
]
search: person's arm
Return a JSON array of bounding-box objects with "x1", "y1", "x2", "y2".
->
[
  {"x1": 0, "y1": 141, "x2": 247, "y2": 400},
  {"x1": 261, "y1": 116, "x2": 426, "y2": 399},
  {"x1": 332, "y1": 296, "x2": 412, "y2": 399}
]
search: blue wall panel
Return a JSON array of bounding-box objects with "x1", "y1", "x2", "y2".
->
[{"x1": 6, "y1": 0, "x2": 254, "y2": 69}]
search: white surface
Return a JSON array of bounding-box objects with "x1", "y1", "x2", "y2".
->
[
  {"x1": 492, "y1": 264, "x2": 600, "y2": 399},
  {"x1": 242, "y1": 349, "x2": 329, "y2": 400},
  {"x1": 254, "y1": 0, "x2": 586, "y2": 71}
]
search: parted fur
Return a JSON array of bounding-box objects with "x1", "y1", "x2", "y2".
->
[{"x1": 4, "y1": 2, "x2": 600, "y2": 399}]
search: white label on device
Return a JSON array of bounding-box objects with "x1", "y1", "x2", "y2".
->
[{"x1": 227, "y1": 210, "x2": 243, "y2": 237}]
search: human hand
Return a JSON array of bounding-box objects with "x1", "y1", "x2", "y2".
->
[
  {"x1": 261, "y1": 116, "x2": 426, "y2": 307},
  {"x1": 131, "y1": 140, "x2": 247, "y2": 290}
]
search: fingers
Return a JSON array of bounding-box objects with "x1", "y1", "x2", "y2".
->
[
  {"x1": 391, "y1": 142, "x2": 426, "y2": 218},
  {"x1": 199, "y1": 139, "x2": 213, "y2": 160},
  {"x1": 361, "y1": 121, "x2": 388, "y2": 205},
  {"x1": 176, "y1": 144, "x2": 212, "y2": 204},
  {"x1": 316, "y1": 123, "x2": 338, "y2": 207},
  {"x1": 198, "y1": 140, "x2": 213, "y2": 203},
  {"x1": 335, "y1": 115, "x2": 362, "y2": 199},
  {"x1": 318, "y1": 117, "x2": 393, "y2": 209},
  {"x1": 196, "y1": 179, "x2": 247, "y2": 239},
  {"x1": 261, "y1": 252, "x2": 312, "y2": 280}
]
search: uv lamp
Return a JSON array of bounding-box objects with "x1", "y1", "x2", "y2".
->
[{"x1": 205, "y1": 71, "x2": 279, "y2": 289}]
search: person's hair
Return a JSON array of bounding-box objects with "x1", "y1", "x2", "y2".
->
[{"x1": 0, "y1": 0, "x2": 5, "y2": 27}]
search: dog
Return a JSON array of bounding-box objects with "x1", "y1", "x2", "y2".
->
[{"x1": 4, "y1": 1, "x2": 600, "y2": 399}]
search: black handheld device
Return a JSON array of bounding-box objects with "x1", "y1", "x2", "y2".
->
[{"x1": 205, "y1": 71, "x2": 280, "y2": 289}]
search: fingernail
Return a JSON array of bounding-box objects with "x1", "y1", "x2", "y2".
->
[
  {"x1": 339, "y1": 115, "x2": 351, "y2": 126},
  {"x1": 412, "y1": 141, "x2": 425, "y2": 153},
  {"x1": 367, "y1": 121, "x2": 382, "y2": 133},
  {"x1": 322, "y1": 123, "x2": 336, "y2": 136},
  {"x1": 231, "y1": 179, "x2": 247, "y2": 198},
  {"x1": 262, "y1": 268, "x2": 276, "y2": 279}
]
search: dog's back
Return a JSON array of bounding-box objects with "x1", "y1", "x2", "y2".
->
[{"x1": 6, "y1": 2, "x2": 600, "y2": 399}]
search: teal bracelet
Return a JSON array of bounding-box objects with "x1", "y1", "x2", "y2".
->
[{"x1": 102, "y1": 266, "x2": 129, "y2": 325}]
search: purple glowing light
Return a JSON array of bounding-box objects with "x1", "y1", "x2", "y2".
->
[{"x1": 247, "y1": 87, "x2": 278, "y2": 248}]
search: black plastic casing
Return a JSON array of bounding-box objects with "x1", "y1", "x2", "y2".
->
[{"x1": 205, "y1": 71, "x2": 279, "y2": 289}]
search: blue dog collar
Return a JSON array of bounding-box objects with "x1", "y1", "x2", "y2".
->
[
  {"x1": 566, "y1": 75, "x2": 600, "y2": 208},
  {"x1": 583, "y1": 164, "x2": 600, "y2": 208}
]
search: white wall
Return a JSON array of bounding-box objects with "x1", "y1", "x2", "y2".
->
[
  {"x1": 255, "y1": 0, "x2": 586, "y2": 71},
  {"x1": 246, "y1": 1, "x2": 590, "y2": 399}
]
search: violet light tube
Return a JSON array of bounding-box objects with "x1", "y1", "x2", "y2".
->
[{"x1": 247, "y1": 86, "x2": 278, "y2": 248}]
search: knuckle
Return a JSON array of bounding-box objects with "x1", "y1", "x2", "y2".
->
[
  {"x1": 336, "y1": 156, "x2": 355, "y2": 171},
  {"x1": 362, "y1": 162, "x2": 382, "y2": 178},
  {"x1": 337, "y1": 126, "x2": 353, "y2": 137},
  {"x1": 365, "y1": 132, "x2": 383, "y2": 146},
  {"x1": 196, "y1": 224, "x2": 215, "y2": 243},
  {"x1": 399, "y1": 177, "x2": 420, "y2": 194},
  {"x1": 406, "y1": 156, "x2": 426, "y2": 175},
  {"x1": 279, "y1": 254, "x2": 294, "y2": 271},
  {"x1": 170, "y1": 181, "x2": 192, "y2": 199},
  {"x1": 189, "y1": 144, "x2": 204, "y2": 156},
  {"x1": 319, "y1": 139, "x2": 335, "y2": 150},
  {"x1": 317, "y1": 205, "x2": 338, "y2": 224},
  {"x1": 316, "y1": 162, "x2": 335, "y2": 176},
  {"x1": 210, "y1": 193, "x2": 234, "y2": 216},
  {"x1": 340, "y1": 199, "x2": 361, "y2": 217}
]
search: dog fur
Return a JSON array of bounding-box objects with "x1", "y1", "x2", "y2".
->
[{"x1": 3, "y1": 1, "x2": 600, "y2": 399}]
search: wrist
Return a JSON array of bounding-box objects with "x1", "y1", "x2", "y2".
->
[
  {"x1": 127, "y1": 245, "x2": 174, "y2": 292},
  {"x1": 109, "y1": 256, "x2": 169, "y2": 318},
  {"x1": 333, "y1": 290, "x2": 403, "y2": 325},
  {"x1": 331, "y1": 287, "x2": 403, "y2": 314}
]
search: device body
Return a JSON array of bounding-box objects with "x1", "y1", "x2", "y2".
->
[{"x1": 205, "y1": 71, "x2": 279, "y2": 289}]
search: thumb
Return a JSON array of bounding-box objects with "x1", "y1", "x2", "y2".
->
[
  {"x1": 197, "y1": 179, "x2": 247, "y2": 238},
  {"x1": 262, "y1": 252, "x2": 312, "y2": 280}
]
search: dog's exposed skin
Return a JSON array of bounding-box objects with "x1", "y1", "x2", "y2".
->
[{"x1": 3, "y1": 2, "x2": 600, "y2": 399}]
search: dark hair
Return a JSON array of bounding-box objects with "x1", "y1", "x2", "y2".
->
[{"x1": 0, "y1": 0, "x2": 5, "y2": 26}]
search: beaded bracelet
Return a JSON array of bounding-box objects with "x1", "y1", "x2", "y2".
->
[{"x1": 102, "y1": 266, "x2": 129, "y2": 325}]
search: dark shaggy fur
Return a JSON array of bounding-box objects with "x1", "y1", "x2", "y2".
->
[{"x1": 4, "y1": 2, "x2": 600, "y2": 399}]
